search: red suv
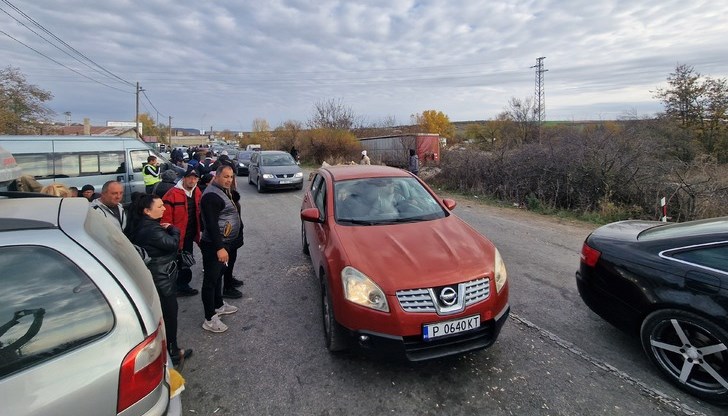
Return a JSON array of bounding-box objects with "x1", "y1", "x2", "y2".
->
[{"x1": 301, "y1": 165, "x2": 509, "y2": 361}]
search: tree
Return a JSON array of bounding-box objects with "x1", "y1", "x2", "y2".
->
[
  {"x1": 274, "y1": 120, "x2": 303, "y2": 152},
  {"x1": 654, "y1": 64, "x2": 704, "y2": 128},
  {"x1": 0, "y1": 66, "x2": 54, "y2": 134},
  {"x1": 412, "y1": 110, "x2": 455, "y2": 140},
  {"x1": 308, "y1": 98, "x2": 361, "y2": 130},
  {"x1": 501, "y1": 97, "x2": 537, "y2": 146},
  {"x1": 250, "y1": 118, "x2": 274, "y2": 148}
]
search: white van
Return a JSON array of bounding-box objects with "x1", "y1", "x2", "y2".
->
[{"x1": 0, "y1": 136, "x2": 172, "y2": 201}]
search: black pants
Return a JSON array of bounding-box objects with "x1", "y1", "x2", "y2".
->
[
  {"x1": 177, "y1": 233, "x2": 195, "y2": 290},
  {"x1": 159, "y1": 292, "x2": 179, "y2": 350},
  {"x1": 200, "y1": 240, "x2": 226, "y2": 320},
  {"x1": 223, "y1": 247, "x2": 238, "y2": 290},
  {"x1": 145, "y1": 184, "x2": 155, "y2": 194}
]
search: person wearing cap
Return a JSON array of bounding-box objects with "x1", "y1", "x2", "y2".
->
[
  {"x1": 162, "y1": 165, "x2": 202, "y2": 297},
  {"x1": 360, "y1": 150, "x2": 371, "y2": 165}
]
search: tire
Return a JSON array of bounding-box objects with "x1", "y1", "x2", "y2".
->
[
  {"x1": 256, "y1": 177, "x2": 263, "y2": 193},
  {"x1": 301, "y1": 223, "x2": 310, "y2": 256},
  {"x1": 248, "y1": 173, "x2": 253, "y2": 185},
  {"x1": 640, "y1": 309, "x2": 728, "y2": 404},
  {"x1": 321, "y1": 276, "x2": 348, "y2": 352}
]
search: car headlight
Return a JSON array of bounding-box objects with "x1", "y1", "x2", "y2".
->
[
  {"x1": 494, "y1": 248, "x2": 508, "y2": 293},
  {"x1": 238, "y1": 163, "x2": 246, "y2": 167},
  {"x1": 262, "y1": 173, "x2": 275, "y2": 179},
  {"x1": 341, "y1": 266, "x2": 389, "y2": 312},
  {"x1": 294, "y1": 172, "x2": 303, "y2": 178}
]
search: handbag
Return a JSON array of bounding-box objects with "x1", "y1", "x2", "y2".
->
[{"x1": 177, "y1": 250, "x2": 195, "y2": 269}]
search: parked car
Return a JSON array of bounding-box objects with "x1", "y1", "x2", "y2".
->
[
  {"x1": 576, "y1": 217, "x2": 728, "y2": 404},
  {"x1": 0, "y1": 194, "x2": 181, "y2": 415},
  {"x1": 233, "y1": 151, "x2": 254, "y2": 176},
  {"x1": 248, "y1": 150, "x2": 303, "y2": 192},
  {"x1": 300, "y1": 165, "x2": 510, "y2": 361}
]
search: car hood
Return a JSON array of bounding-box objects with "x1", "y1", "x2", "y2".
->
[
  {"x1": 261, "y1": 165, "x2": 301, "y2": 174},
  {"x1": 334, "y1": 215, "x2": 496, "y2": 294}
]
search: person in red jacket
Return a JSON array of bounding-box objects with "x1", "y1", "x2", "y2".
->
[{"x1": 162, "y1": 166, "x2": 202, "y2": 296}]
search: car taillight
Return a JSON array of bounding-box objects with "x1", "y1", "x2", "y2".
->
[
  {"x1": 580, "y1": 243, "x2": 601, "y2": 267},
  {"x1": 117, "y1": 322, "x2": 166, "y2": 413}
]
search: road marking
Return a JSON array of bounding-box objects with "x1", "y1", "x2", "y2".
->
[{"x1": 509, "y1": 313, "x2": 706, "y2": 416}]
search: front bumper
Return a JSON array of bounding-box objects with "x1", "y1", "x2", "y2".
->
[
  {"x1": 348, "y1": 303, "x2": 510, "y2": 361},
  {"x1": 261, "y1": 176, "x2": 304, "y2": 190}
]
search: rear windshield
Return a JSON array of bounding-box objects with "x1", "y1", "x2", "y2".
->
[{"x1": 639, "y1": 217, "x2": 728, "y2": 241}]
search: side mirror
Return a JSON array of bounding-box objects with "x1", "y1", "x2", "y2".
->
[
  {"x1": 443, "y1": 198, "x2": 457, "y2": 211},
  {"x1": 301, "y1": 207, "x2": 323, "y2": 223}
]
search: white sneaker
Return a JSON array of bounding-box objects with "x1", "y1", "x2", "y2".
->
[
  {"x1": 215, "y1": 302, "x2": 238, "y2": 316},
  {"x1": 202, "y1": 314, "x2": 228, "y2": 333}
]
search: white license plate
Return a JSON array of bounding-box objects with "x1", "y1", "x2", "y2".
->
[
  {"x1": 279, "y1": 180, "x2": 291, "y2": 184},
  {"x1": 423, "y1": 315, "x2": 480, "y2": 340}
]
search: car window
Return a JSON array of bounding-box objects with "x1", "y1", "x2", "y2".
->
[
  {"x1": 313, "y1": 176, "x2": 326, "y2": 216},
  {"x1": 261, "y1": 154, "x2": 295, "y2": 166},
  {"x1": 0, "y1": 245, "x2": 114, "y2": 379},
  {"x1": 130, "y1": 149, "x2": 153, "y2": 173},
  {"x1": 334, "y1": 177, "x2": 446, "y2": 224},
  {"x1": 670, "y1": 244, "x2": 728, "y2": 273}
]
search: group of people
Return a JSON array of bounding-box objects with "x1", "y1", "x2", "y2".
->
[{"x1": 26, "y1": 162, "x2": 246, "y2": 367}]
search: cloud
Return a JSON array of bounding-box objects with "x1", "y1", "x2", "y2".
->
[{"x1": 1, "y1": 0, "x2": 727, "y2": 130}]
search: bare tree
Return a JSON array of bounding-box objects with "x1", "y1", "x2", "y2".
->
[
  {"x1": 307, "y1": 98, "x2": 362, "y2": 130},
  {"x1": 0, "y1": 66, "x2": 54, "y2": 134}
]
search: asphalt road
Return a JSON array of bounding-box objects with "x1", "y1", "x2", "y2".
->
[{"x1": 174, "y1": 175, "x2": 724, "y2": 416}]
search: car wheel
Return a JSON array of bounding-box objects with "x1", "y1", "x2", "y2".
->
[
  {"x1": 248, "y1": 173, "x2": 253, "y2": 185},
  {"x1": 301, "y1": 223, "x2": 310, "y2": 256},
  {"x1": 321, "y1": 276, "x2": 348, "y2": 352},
  {"x1": 256, "y1": 177, "x2": 263, "y2": 193},
  {"x1": 640, "y1": 309, "x2": 728, "y2": 404}
]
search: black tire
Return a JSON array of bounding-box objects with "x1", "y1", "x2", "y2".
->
[
  {"x1": 301, "y1": 223, "x2": 310, "y2": 256},
  {"x1": 256, "y1": 177, "x2": 263, "y2": 193},
  {"x1": 321, "y1": 276, "x2": 348, "y2": 352},
  {"x1": 640, "y1": 309, "x2": 728, "y2": 404},
  {"x1": 248, "y1": 173, "x2": 253, "y2": 185}
]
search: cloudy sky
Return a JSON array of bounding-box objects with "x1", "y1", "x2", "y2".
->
[{"x1": 2, "y1": 0, "x2": 727, "y2": 132}]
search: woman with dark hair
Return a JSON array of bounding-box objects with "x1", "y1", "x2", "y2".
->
[{"x1": 124, "y1": 194, "x2": 193, "y2": 365}]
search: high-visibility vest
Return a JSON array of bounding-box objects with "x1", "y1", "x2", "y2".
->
[{"x1": 143, "y1": 164, "x2": 161, "y2": 186}]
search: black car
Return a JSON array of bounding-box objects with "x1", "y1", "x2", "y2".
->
[
  {"x1": 576, "y1": 217, "x2": 728, "y2": 404},
  {"x1": 234, "y1": 151, "x2": 253, "y2": 176}
]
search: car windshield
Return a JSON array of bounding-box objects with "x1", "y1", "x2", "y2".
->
[
  {"x1": 236, "y1": 152, "x2": 252, "y2": 161},
  {"x1": 334, "y1": 177, "x2": 446, "y2": 225},
  {"x1": 261, "y1": 153, "x2": 296, "y2": 166}
]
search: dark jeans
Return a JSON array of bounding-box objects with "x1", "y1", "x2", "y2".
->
[
  {"x1": 177, "y1": 234, "x2": 195, "y2": 290},
  {"x1": 200, "y1": 240, "x2": 226, "y2": 320},
  {"x1": 223, "y1": 247, "x2": 238, "y2": 290},
  {"x1": 159, "y1": 292, "x2": 179, "y2": 350},
  {"x1": 145, "y1": 184, "x2": 155, "y2": 194}
]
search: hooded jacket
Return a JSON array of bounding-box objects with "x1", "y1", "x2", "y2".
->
[
  {"x1": 161, "y1": 180, "x2": 202, "y2": 249},
  {"x1": 89, "y1": 198, "x2": 127, "y2": 230}
]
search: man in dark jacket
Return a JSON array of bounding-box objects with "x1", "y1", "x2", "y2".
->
[
  {"x1": 154, "y1": 170, "x2": 178, "y2": 198},
  {"x1": 162, "y1": 166, "x2": 202, "y2": 296},
  {"x1": 199, "y1": 165, "x2": 243, "y2": 333}
]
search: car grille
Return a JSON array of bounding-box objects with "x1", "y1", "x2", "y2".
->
[
  {"x1": 396, "y1": 278, "x2": 490, "y2": 313},
  {"x1": 275, "y1": 173, "x2": 296, "y2": 178}
]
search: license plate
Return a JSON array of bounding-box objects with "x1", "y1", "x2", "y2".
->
[
  {"x1": 423, "y1": 315, "x2": 480, "y2": 340},
  {"x1": 279, "y1": 180, "x2": 291, "y2": 184}
]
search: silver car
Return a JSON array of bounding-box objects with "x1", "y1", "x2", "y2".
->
[
  {"x1": 0, "y1": 196, "x2": 180, "y2": 416},
  {"x1": 248, "y1": 150, "x2": 304, "y2": 192}
]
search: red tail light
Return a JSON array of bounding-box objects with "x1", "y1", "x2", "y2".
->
[
  {"x1": 580, "y1": 243, "x2": 601, "y2": 267},
  {"x1": 117, "y1": 322, "x2": 166, "y2": 413}
]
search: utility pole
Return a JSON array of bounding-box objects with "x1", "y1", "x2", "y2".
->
[
  {"x1": 135, "y1": 82, "x2": 145, "y2": 140},
  {"x1": 531, "y1": 57, "x2": 547, "y2": 143},
  {"x1": 63, "y1": 111, "x2": 71, "y2": 126},
  {"x1": 168, "y1": 116, "x2": 173, "y2": 146}
]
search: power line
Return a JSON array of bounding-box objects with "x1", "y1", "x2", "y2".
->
[
  {"x1": 0, "y1": 29, "x2": 132, "y2": 94},
  {"x1": 1, "y1": 0, "x2": 134, "y2": 87},
  {"x1": 142, "y1": 90, "x2": 167, "y2": 119}
]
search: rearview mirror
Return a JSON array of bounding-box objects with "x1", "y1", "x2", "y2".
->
[
  {"x1": 443, "y1": 198, "x2": 457, "y2": 210},
  {"x1": 300, "y1": 207, "x2": 323, "y2": 223}
]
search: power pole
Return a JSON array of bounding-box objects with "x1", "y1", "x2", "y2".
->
[
  {"x1": 135, "y1": 82, "x2": 145, "y2": 140},
  {"x1": 168, "y1": 116, "x2": 173, "y2": 146},
  {"x1": 531, "y1": 57, "x2": 547, "y2": 143}
]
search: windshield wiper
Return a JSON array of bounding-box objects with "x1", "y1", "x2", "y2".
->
[{"x1": 336, "y1": 218, "x2": 376, "y2": 225}]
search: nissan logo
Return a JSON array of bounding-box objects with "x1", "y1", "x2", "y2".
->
[{"x1": 439, "y1": 287, "x2": 458, "y2": 306}]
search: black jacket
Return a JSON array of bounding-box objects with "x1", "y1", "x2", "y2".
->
[{"x1": 128, "y1": 216, "x2": 180, "y2": 297}]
